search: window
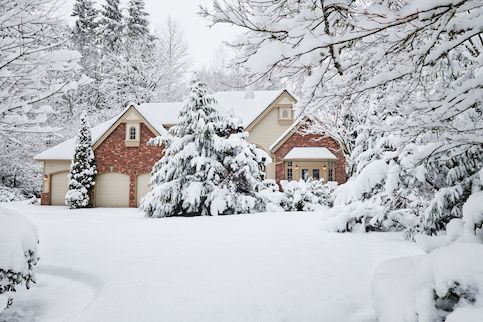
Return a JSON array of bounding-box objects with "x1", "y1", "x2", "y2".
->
[
  {"x1": 328, "y1": 162, "x2": 335, "y2": 181},
  {"x1": 286, "y1": 161, "x2": 293, "y2": 181},
  {"x1": 129, "y1": 127, "x2": 136, "y2": 140},
  {"x1": 313, "y1": 169, "x2": 320, "y2": 180},
  {"x1": 301, "y1": 169, "x2": 309, "y2": 181},
  {"x1": 279, "y1": 107, "x2": 292, "y2": 121}
]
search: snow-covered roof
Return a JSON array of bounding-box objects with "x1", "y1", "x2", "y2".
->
[
  {"x1": 136, "y1": 90, "x2": 285, "y2": 128},
  {"x1": 35, "y1": 90, "x2": 286, "y2": 161},
  {"x1": 212, "y1": 90, "x2": 285, "y2": 128},
  {"x1": 283, "y1": 147, "x2": 337, "y2": 160},
  {"x1": 34, "y1": 117, "x2": 118, "y2": 160},
  {"x1": 136, "y1": 101, "x2": 184, "y2": 126}
]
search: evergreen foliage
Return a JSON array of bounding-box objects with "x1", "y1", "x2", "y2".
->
[
  {"x1": 126, "y1": 0, "x2": 150, "y2": 40},
  {"x1": 65, "y1": 112, "x2": 97, "y2": 209},
  {"x1": 141, "y1": 81, "x2": 266, "y2": 217},
  {"x1": 71, "y1": 0, "x2": 99, "y2": 50},
  {"x1": 99, "y1": 0, "x2": 124, "y2": 52}
]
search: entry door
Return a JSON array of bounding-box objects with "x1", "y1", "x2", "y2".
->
[{"x1": 300, "y1": 167, "x2": 322, "y2": 181}]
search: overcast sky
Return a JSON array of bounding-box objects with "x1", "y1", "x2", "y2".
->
[{"x1": 60, "y1": 0, "x2": 239, "y2": 66}]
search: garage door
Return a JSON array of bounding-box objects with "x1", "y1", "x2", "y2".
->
[
  {"x1": 136, "y1": 173, "x2": 151, "y2": 206},
  {"x1": 95, "y1": 173, "x2": 130, "y2": 207},
  {"x1": 51, "y1": 172, "x2": 69, "y2": 206}
]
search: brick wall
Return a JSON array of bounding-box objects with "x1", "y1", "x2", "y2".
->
[
  {"x1": 95, "y1": 123, "x2": 163, "y2": 207},
  {"x1": 273, "y1": 131, "x2": 346, "y2": 184},
  {"x1": 40, "y1": 192, "x2": 50, "y2": 205}
]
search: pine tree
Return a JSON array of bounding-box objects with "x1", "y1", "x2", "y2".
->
[
  {"x1": 422, "y1": 145, "x2": 483, "y2": 234},
  {"x1": 141, "y1": 80, "x2": 265, "y2": 218},
  {"x1": 126, "y1": 0, "x2": 150, "y2": 40},
  {"x1": 72, "y1": 0, "x2": 99, "y2": 50},
  {"x1": 65, "y1": 112, "x2": 97, "y2": 209},
  {"x1": 99, "y1": 0, "x2": 124, "y2": 52},
  {"x1": 213, "y1": 112, "x2": 267, "y2": 214}
]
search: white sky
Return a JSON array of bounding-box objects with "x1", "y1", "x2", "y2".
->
[{"x1": 59, "y1": 0, "x2": 239, "y2": 66}]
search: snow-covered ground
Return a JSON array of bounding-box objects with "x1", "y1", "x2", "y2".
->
[{"x1": 0, "y1": 202, "x2": 422, "y2": 322}]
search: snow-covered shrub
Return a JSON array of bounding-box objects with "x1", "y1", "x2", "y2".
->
[
  {"x1": 372, "y1": 192, "x2": 483, "y2": 322},
  {"x1": 65, "y1": 112, "x2": 97, "y2": 209},
  {"x1": 279, "y1": 179, "x2": 336, "y2": 212},
  {"x1": 372, "y1": 242, "x2": 483, "y2": 322},
  {"x1": 0, "y1": 187, "x2": 26, "y2": 203},
  {"x1": 0, "y1": 207, "x2": 39, "y2": 313},
  {"x1": 325, "y1": 159, "x2": 416, "y2": 232},
  {"x1": 256, "y1": 180, "x2": 284, "y2": 212},
  {"x1": 141, "y1": 80, "x2": 266, "y2": 217}
]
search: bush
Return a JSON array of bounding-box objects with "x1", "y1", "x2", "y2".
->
[
  {"x1": 0, "y1": 186, "x2": 26, "y2": 203},
  {"x1": 257, "y1": 179, "x2": 337, "y2": 212},
  {"x1": 0, "y1": 207, "x2": 39, "y2": 313}
]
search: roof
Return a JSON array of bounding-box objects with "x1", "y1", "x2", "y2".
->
[
  {"x1": 35, "y1": 90, "x2": 288, "y2": 161},
  {"x1": 283, "y1": 147, "x2": 337, "y2": 160},
  {"x1": 212, "y1": 90, "x2": 285, "y2": 128},
  {"x1": 34, "y1": 117, "x2": 118, "y2": 160},
  {"x1": 136, "y1": 101, "x2": 184, "y2": 126}
]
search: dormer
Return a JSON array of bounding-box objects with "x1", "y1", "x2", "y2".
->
[
  {"x1": 123, "y1": 108, "x2": 141, "y2": 147},
  {"x1": 277, "y1": 95, "x2": 294, "y2": 124}
]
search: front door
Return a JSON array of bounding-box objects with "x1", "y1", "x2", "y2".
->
[{"x1": 286, "y1": 161, "x2": 327, "y2": 181}]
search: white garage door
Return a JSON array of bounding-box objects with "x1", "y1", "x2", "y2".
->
[
  {"x1": 51, "y1": 172, "x2": 69, "y2": 206},
  {"x1": 136, "y1": 173, "x2": 151, "y2": 207},
  {"x1": 96, "y1": 173, "x2": 130, "y2": 207}
]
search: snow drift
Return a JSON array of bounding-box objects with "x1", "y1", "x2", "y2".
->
[{"x1": 0, "y1": 207, "x2": 39, "y2": 313}]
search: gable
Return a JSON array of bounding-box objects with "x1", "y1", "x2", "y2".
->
[
  {"x1": 245, "y1": 90, "x2": 296, "y2": 131},
  {"x1": 92, "y1": 106, "x2": 162, "y2": 150},
  {"x1": 244, "y1": 91, "x2": 297, "y2": 152}
]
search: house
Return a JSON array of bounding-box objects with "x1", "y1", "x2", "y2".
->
[{"x1": 35, "y1": 90, "x2": 346, "y2": 207}]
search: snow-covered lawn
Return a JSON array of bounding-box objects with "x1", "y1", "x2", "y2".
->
[{"x1": 0, "y1": 202, "x2": 422, "y2": 322}]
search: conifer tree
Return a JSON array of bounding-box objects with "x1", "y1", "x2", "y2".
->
[
  {"x1": 99, "y1": 0, "x2": 124, "y2": 52},
  {"x1": 72, "y1": 0, "x2": 99, "y2": 50},
  {"x1": 141, "y1": 80, "x2": 265, "y2": 218},
  {"x1": 65, "y1": 112, "x2": 97, "y2": 209},
  {"x1": 422, "y1": 145, "x2": 483, "y2": 234},
  {"x1": 126, "y1": 0, "x2": 150, "y2": 40}
]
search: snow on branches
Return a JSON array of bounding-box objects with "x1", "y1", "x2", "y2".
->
[
  {"x1": 65, "y1": 112, "x2": 97, "y2": 209},
  {"x1": 0, "y1": 0, "x2": 85, "y2": 136},
  {"x1": 202, "y1": 0, "x2": 483, "y2": 235},
  {"x1": 0, "y1": 207, "x2": 39, "y2": 313},
  {"x1": 141, "y1": 80, "x2": 266, "y2": 217}
]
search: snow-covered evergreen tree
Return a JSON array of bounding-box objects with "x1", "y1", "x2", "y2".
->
[
  {"x1": 126, "y1": 0, "x2": 150, "y2": 40},
  {"x1": 72, "y1": 0, "x2": 99, "y2": 50},
  {"x1": 99, "y1": 0, "x2": 124, "y2": 52},
  {"x1": 141, "y1": 80, "x2": 265, "y2": 217},
  {"x1": 65, "y1": 112, "x2": 97, "y2": 209}
]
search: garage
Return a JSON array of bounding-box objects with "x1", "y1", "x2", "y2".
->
[
  {"x1": 95, "y1": 173, "x2": 130, "y2": 207},
  {"x1": 136, "y1": 173, "x2": 151, "y2": 206},
  {"x1": 50, "y1": 171, "x2": 69, "y2": 206}
]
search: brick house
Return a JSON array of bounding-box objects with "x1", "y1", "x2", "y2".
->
[{"x1": 35, "y1": 90, "x2": 347, "y2": 207}]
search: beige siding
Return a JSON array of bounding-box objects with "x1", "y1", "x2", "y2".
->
[
  {"x1": 95, "y1": 173, "x2": 130, "y2": 207},
  {"x1": 50, "y1": 171, "x2": 69, "y2": 205},
  {"x1": 136, "y1": 173, "x2": 151, "y2": 207},
  {"x1": 247, "y1": 92, "x2": 295, "y2": 179}
]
